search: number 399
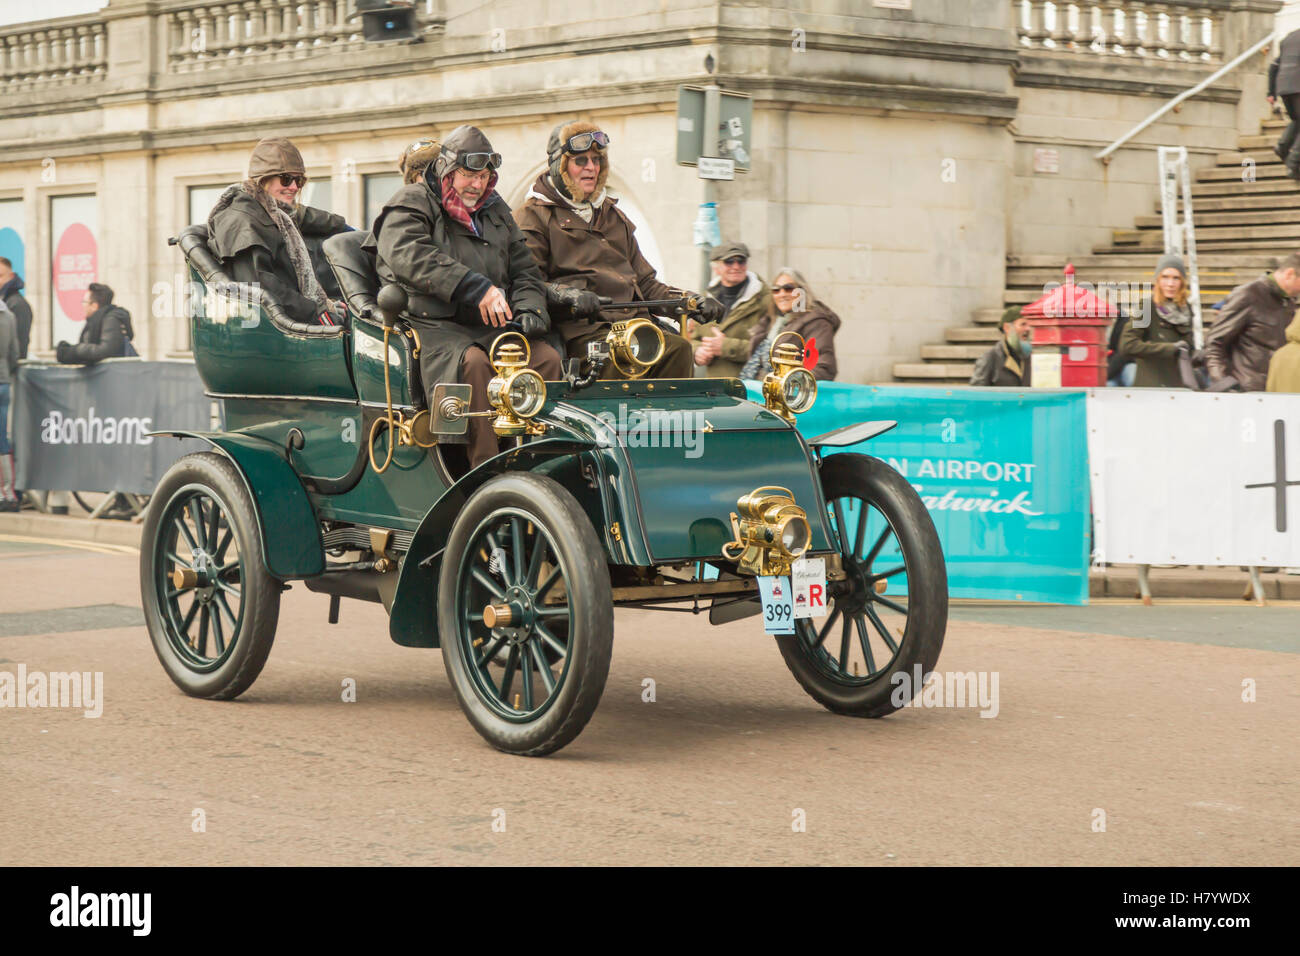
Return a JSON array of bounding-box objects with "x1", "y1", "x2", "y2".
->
[{"x1": 766, "y1": 603, "x2": 791, "y2": 622}]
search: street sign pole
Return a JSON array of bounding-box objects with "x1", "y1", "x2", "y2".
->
[{"x1": 700, "y1": 82, "x2": 720, "y2": 291}]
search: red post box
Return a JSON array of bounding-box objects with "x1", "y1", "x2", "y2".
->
[{"x1": 1019, "y1": 264, "x2": 1116, "y2": 387}]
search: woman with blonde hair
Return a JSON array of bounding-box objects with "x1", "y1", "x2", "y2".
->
[
  {"x1": 1118, "y1": 253, "x2": 1197, "y2": 387},
  {"x1": 740, "y1": 267, "x2": 839, "y2": 380}
]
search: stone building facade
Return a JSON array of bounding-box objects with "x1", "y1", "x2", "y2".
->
[{"x1": 0, "y1": 0, "x2": 1284, "y2": 381}]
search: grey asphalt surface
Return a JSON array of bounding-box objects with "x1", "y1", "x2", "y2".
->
[{"x1": 2, "y1": 536, "x2": 1297, "y2": 866}]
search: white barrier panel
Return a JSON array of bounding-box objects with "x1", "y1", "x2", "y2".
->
[{"x1": 1087, "y1": 390, "x2": 1300, "y2": 567}]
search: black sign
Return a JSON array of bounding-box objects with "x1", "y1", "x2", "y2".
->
[{"x1": 13, "y1": 360, "x2": 215, "y2": 494}]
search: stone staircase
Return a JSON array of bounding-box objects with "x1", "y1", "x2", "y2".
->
[{"x1": 894, "y1": 117, "x2": 1296, "y2": 384}]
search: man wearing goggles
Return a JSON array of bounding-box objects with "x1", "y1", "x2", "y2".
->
[
  {"x1": 365, "y1": 124, "x2": 561, "y2": 468},
  {"x1": 515, "y1": 118, "x2": 725, "y2": 379}
]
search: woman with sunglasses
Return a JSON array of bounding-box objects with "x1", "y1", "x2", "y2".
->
[
  {"x1": 516, "y1": 118, "x2": 724, "y2": 378},
  {"x1": 740, "y1": 268, "x2": 839, "y2": 381},
  {"x1": 208, "y1": 137, "x2": 351, "y2": 325},
  {"x1": 366, "y1": 124, "x2": 561, "y2": 469}
]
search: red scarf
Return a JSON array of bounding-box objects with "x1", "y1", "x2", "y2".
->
[{"x1": 440, "y1": 171, "x2": 497, "y2": 234}]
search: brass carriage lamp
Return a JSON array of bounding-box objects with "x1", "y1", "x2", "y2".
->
[
  {"x1": 606, "y1": 319, "x2": 666, "y2": 379},
  {"x1": 486, "y1": 332, "x2": 548, "y2": 436},
  {"x1": 762, "y1": 332, "x2": 818, "y2": 422},
  {"x1": 721, "y1": 485, "x2": 811, "y2": 577}
]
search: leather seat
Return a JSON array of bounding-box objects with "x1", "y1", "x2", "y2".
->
[{"x1": 172, "y1": 224, "x2": 340, "y2": 337}]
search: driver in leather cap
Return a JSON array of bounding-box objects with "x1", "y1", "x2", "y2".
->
[
  {"x1": 515, "y1": 119, "x2": 725, "y2": 378},
  {"x1": 364, "y1": 125, "x2": 562, "y2": 468}
]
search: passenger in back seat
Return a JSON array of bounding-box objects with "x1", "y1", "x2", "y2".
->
[{"x1": 208, "y1": 137, "x2": 351, "y2": 326}]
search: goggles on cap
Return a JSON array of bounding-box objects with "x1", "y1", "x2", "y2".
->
[
  {"x1": 445, "y1": 148, "x2": 502, "y2": 172},
  {"x1": 563, "y1": 130, "x2": 610, "y2": 154}
]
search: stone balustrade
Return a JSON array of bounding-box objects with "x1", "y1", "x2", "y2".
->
[
  {"x1": 1018, "y1": 1, "x2": 1224, "y2": 61},
  {"x1": 164, "y1": 0, "x2": 442, "y2": 72},
  {"x1": 0, "y1": 17, "x2": 108, "y2": 90}
]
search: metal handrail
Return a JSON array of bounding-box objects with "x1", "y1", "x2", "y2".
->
[{"x1": 1095, "y1": 32, "x2": 1276, "y2": 164}]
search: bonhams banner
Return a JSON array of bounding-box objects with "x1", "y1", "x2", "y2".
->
[
  {"x1": 750, "y1": 382, "x2": 1092, "y2": 604},
  {"x1": 1087, "y1": 389, "x2": 1300, "y2": 567},
  {"x1": 14, "y1": 360, "x2": 214, "y2": 495}
]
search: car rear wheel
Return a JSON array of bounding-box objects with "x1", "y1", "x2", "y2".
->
[
  {"x1": 140, "y1": 452, "x2": 281, "y2": 699},
  {"x1": 438, "y1": 473, "x2": 613, "y2": 756},
  {"x1": 776, "y1": 452, "x2": 947, "y2": 716}
]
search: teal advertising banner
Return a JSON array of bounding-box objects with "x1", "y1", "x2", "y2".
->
[{"x1": 747, "y1": 382, "x2": 1091, "y2": 604}]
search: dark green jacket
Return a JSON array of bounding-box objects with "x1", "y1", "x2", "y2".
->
[
  {"x1": 1118, "y1": 297, "x2": 1194, "y2": 388},
  {"x1": 970, "y1": 336, "x2": 1030, "y2": 387},
  {"x1": 692, "y1": 273, "x2": 770, "y2": 379}
]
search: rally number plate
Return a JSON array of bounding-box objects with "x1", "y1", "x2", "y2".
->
[{"x1": 757, "y1": 575, "x2": 795, "y2": 634}]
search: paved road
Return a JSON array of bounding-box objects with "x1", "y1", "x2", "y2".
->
[{"x1": 2, "y1": 537, "x2": 1297, "y2": 865}]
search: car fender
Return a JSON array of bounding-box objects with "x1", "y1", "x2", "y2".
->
[
  {"x1": 388, "y1": 435, "x2": 601, "y2": 649},
  {"x1": 150, "y1": 430, "x2": 325, "y2": 579}
]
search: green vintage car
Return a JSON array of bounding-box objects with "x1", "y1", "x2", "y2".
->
[{"x1": 140, "y1": 226, "x2": 947, "y2": 756}]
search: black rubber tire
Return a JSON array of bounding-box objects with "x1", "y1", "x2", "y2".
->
[
  {"x1": 438, "y1": 472, "x2": 613, "y2": 756},
  {"x1": 140, "y1": 452, "x2": 281, "y2": 699},
  {"x1": 776, "y1": 452, "x2": 947, "y2": 716}
]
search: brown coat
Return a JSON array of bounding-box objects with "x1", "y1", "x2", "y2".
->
[
  {"x1": 1204, "y1": 274, "x2": 1297, "y2": 391},
  {"x1": 747, "y1": 303, "x2": 840, "y2": 381},
  {"x1": 514, "y1": 173, "x2": 684, "y2": 342}
]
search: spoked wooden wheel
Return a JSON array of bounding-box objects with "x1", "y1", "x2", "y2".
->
[
  {"x1": 140, "y1": 453, "x2": 280, "y2": 699},
  {"x1": 776, "y1": 453, "x2": 947, "y2": 716},
  {"x1": 439, "y1": 473, "x2": 613, "y2": 756}
]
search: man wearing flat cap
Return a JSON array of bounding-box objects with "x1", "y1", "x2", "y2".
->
[
  {"x1": 208, "y1": 137, "x2": 351, "y2": 324},
  {"x1": 690, "y1": 240, "x2": 770, "y2": 379},
  {"x1": 515, "y1": 118, "x2": 725, "y2": 378}
]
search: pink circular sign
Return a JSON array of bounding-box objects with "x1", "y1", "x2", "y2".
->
[{"x1": 53, "y1": 223, "x2": 97, "y2": 322}]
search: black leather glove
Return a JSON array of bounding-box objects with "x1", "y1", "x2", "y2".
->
[
  {"x1": 545, "y1": 283, "x2": 603, "y2": 320},
  {"x1": 696, "y1": 295, "x2": 726, "y2": 324},
  {"x1": 56, "y1": 342, "x2": 74, "y2": 363},
  {"x1": 515, "y1": 311, "x2": 549, "y2": 337}
]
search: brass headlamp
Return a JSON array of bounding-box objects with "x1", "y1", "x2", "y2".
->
[
  {"x1": 606, "y1": 318, "x2": 665, "y2": 379},
  {"x1": 486, "y1": 332, "x2": 548, "y2": 436},
  {"x1": 721, "y1": 485, "x2": 812, "y2": 577},
  {"x1": 761, "y1": 331, "x2": 818, "y2": 423}
]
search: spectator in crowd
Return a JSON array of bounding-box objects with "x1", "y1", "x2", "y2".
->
[
  {"x1": 365, "y1": 124, "x2": 561, "y2": 469},
  {"x1": 1204, "y1": 253, "x2": 1300, "y2": 391},
  {"x1": 691, "y1": 241, "x2": 770, "y2": 378},
  {"x1": 741, "y1": 268, "x2": 839, "y2": 381},
  {"x1": 1118, "y1": 254, "x2": 1197, "y2": 387},
  {"x1": 0, "y1": 257, "x2": 31, "y2": 359},
  {"x1": 55, "y1": 283, "x2": 135, "y2": 365},
  {"x1": 1266, "y1": 310, "x2": 1300, "y2": 392},
  {"x1": 1105, "y1": 309, "x2": 1135, "y2": 387},
  {"x1": 208, "y1": 137, "x2": 350, "y2": 325},
  {"x1": 515, "y1": 118, "x2": 722, "y2": 378},
  {"x1": 399, "y1": 138, "x2": 440, "y2": 185},
  {"x1": 1269, "y1": 29, "x2": 1300, "y2": 178},
  {"x1": 0, "y1": 298, "x2": 17, "y2": 511},
  {"x1": 970, "y1": 305, "x2": 1032, "y2": 387}
]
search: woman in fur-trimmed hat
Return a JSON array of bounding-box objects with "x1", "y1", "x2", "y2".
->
[
  {"x1": 514, "y1": 118, "x2": 725, "y2": 378},
  {"x1": 207, "y1": 137, "x2": 351, "y2": 325}
]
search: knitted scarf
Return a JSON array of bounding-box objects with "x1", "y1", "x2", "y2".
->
[
  {"x1": 208, "y1": 183, "x2": 327, "y2": 312},
  {"x1": 741, "y1": 316, "x2": 788, "y2": 379},
  {"x1": 440, "y1": 171, "x2": 497, "y2": 235}
]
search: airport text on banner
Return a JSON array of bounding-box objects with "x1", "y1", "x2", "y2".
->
[
  {"x1": 1087, "y1": 389, "x2": 1300, "y2": 567},
  {"x1": 748, "y1": 382, "x2": 1092, "y2": 604}
]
